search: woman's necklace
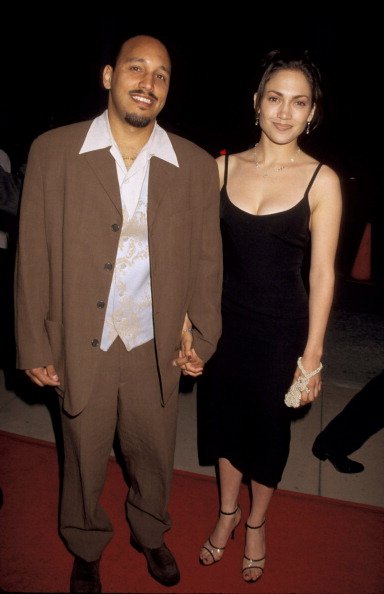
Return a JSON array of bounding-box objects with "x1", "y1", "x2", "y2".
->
[{"x1": 254, "y1": 143, "x2": 301, "y2": 177}]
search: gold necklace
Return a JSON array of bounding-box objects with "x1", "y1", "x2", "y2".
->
[
  {"x1": 122, "y1": 154, "x2": 138, "y2": 163},
  {"x1": 254, "y1": 143, "x2": 301, "y2": 177}
]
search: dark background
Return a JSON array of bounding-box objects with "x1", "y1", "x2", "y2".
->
[
  {"x1": 1, "y1": 11, "x2": 383, "y2": 284},
  {"x1": 0, "y1": 13, "x2": 378, "y2": 165}
]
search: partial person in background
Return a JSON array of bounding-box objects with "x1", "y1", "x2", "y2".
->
[
  {"x1": 0, "y1": 149, "x2": 23, "y2": 378},
  {"x1": 0, "y1": 148, "x2": 25, "y2": 248},
  {"x1": 0, "y1": 149, "x2": 11, "y2": 172},
  {"x1": 15, "y1": 35, "x2": 222, "y2": 593},
  {"x1": 0, "y1": 148, "x2": 19, "y2": 248},
  {"x1": 195, "y1": 49, "x2": 342, "y2": 584},
  {"x1": 312, "y1": 369, "x2": 384, "y2": 472}
]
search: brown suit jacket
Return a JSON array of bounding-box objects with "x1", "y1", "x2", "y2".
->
[{"x1": 15, "y1": 120, "x2": 222, "y2": 416}]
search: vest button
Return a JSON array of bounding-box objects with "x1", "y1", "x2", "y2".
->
[
  {"x1": 104, "y1": 262, "x2": 113, "y2": 271},
  {"x1": 96, "y1": 300, "x2": 105, "y2": 309},
  {"x1": 111, "y1": 223, "x2": 120, "y2": 232},
  {"x1": 91, "y1": 339, "x2": 99, "y2": 347}
]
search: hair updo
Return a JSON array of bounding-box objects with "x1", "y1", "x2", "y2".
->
[{"x1": 254, "y1": 49, "x2": 323, "y2": 130}]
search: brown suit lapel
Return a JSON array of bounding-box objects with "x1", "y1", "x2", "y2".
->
[
  {"x1": 148, "y1": 156, "x2": 179, "y2": 229},
  {"x1": 82, "y1": 151, "x2": 179, "y2": 222},
  {"x1": 82, "y1": 149, "x2": 122, "y2": 215}
]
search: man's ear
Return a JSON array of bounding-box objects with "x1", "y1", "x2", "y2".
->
[{"x1": 102, "y1": 65, "x2": 113, "y2": 90}]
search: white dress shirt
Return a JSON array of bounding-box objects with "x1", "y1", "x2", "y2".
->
[{"x1": 79, "y1": 110, "x2": 179, "y2": 351}]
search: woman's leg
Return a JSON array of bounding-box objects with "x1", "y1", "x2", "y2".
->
[
  {"x1": 199, "y1": 457, "x2": 243, "y2": 564},
  {"x1": 242, "y1": 480, "x2": 273, "y2": 582}
]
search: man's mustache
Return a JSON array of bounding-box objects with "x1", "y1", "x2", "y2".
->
[{"x1": 129, "y1": 90, "x2": 158, "y2": 101}]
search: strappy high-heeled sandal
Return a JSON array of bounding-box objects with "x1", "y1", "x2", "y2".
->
[
  {"x1": 242, "y1": 519, "x2": 266, "y2": 583},
  {"x1": 199, "y1": 506, "x2": 241, "y2": 566}
]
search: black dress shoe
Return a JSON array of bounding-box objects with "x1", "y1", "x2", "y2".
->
[
  {"x1": 132, "y1": 539, "x2": 180, "y2": 587},
  {"x1": 312, "y1": 442, "x2": 364, "y2": 473},
  {"x1": 70, "y1": 556, "x2": 102, "y2": 593}
]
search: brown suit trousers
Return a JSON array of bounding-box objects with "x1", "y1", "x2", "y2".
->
[{"x1": 59, "y1": 338, "x2": 179, "y2": 561}]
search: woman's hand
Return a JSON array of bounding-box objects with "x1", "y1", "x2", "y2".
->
[
  {"x1": 291, "y1": 356, "x2": 322, "y2": 407},
  {"x1": 172, "y1": 314, "x2": 204, "y2": 377}
]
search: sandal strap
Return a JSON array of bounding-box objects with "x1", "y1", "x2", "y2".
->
[
  {"x1": 207, "y1": 537, "x2": 225, "y2": 553},
  {"x1": 242, "y1": 555, "x2": 265, "y2": 578},
  {"x1": 242, "y1": 564, "x2": 264, "y2": 575},
  {"x1": 243, "y1": 554, "x2": 266, "y2": 565},
  {"x1": 201, "y1": 545, "x2": 220, "y2": 564},
  {"x1": 220, "y1": 505, "x2": 239, "y2": 516},
  {"x1": 201, "y1": 537, "x2": 225, "y2": 564},
  {"x1": 245, "y1": 518, "x2": 266, "y2": 530}
]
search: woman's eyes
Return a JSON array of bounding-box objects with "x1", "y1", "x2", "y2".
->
[{"x1": 267, "y1": 96, "x2": 308, "y2": 107}]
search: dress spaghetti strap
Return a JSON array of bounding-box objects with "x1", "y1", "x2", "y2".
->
[
  {"x1": 223, "y1": 154, "x2": 229, "y2": 188},
  {"x1": 305, "y1": 163, "x2": 323, "y2": 195}
]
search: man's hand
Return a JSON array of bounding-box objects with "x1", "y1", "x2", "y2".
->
[
  {"x1": 173, "y1": 314, "x2": 204, "y2": 377},
  {"x1": 25, "y1": 365, "x2": 60, "y2": 387},
  {"x1": 173, "y1": 348, "x2": 204, "y2": 377}
]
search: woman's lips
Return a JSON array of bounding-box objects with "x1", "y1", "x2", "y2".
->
[{"x1": 273, "y1": 123, "x2": 292, "y2": 131}]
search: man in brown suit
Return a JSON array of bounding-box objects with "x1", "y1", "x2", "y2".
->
[{"x1": 15, "y1": 35, "x2": 222, "y2": 592}]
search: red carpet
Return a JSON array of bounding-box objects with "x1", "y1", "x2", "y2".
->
[{"x1": 1, "y1": 430, "x2": 383, "y2": 593}]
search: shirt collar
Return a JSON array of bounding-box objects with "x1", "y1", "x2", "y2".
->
[{"x1": 79, "y1": 110, "x2": 179, "y2": 168}]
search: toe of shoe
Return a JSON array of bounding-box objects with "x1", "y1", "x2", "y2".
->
[
  {"x1": 332, "y1": 457, "x2": 364, "y2": 473},
  {"x1": 144, "y1": 545, "x2": 180, "y2": 586}
]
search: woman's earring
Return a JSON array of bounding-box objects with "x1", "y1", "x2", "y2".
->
[
  {"x1": 306, "y1": 121, "x2": 311, "y2": 135},
  {"x1": 255, "y1": 112, "x2": 260, "y2": 126}
]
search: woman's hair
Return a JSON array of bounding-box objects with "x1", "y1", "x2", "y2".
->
[{"x1": 254, "y1": 49, "x2": 323, "y2": 129}]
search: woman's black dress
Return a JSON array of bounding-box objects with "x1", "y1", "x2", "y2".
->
[{"x1": 197, "y1": 157, "x2": 323, "y2": 488}]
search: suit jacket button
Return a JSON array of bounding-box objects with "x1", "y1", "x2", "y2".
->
[
  {"x1": 104, "y1": 262, "x2": 113, "y2": 271},
  {"x1": 111, "y1": 223, "x2": 120, "y2": 232},
  {"x1": 96, "y1": 300, "x2": 105, "y2": 309},
  {"x1": 91, "y1": 339, "x2": 99, "y2": 347}
]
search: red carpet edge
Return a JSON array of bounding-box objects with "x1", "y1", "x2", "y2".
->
[{"x1": 1, "y1": 430, "x2": 383, "y2": 593}]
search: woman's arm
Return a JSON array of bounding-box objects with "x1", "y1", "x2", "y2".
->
[
  {"x1": 296, "y1": 164, "x2": 342, "y2": 405},
  {"x1": 216, "y1": 155, "x2": 226, "y2": 188},
  {"x1": 173, "y1": 313, "x2": 204, "y2": 376}
]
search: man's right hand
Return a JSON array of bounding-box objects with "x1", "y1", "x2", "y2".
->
[{"x1": 25, "y1": 365, "x2": 60, "y2": 387}]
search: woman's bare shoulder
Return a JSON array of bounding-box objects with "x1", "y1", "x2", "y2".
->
[
  {"x1": 215, "y1": 155, "x2": 226, "y2": 186},
  {"x1": 216, "y1": 149, "x2": 254, "y2": 186},
  {"x1": 309, "y1": 162, "x2": 342, "y2": 213},
  {"x1": 314, "y1": 163, "x2": 341, "y2": 193},
  {"x1": 300, "y1": 151, "x2": 341, "y2": 191},
  {"x1": 216, "y1": 149, "x2": 252, "y2": 167}
]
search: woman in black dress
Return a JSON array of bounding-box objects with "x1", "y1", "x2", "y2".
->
[{"x1": 193, "y1": 50, "x2": 342, "y2": 583}]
